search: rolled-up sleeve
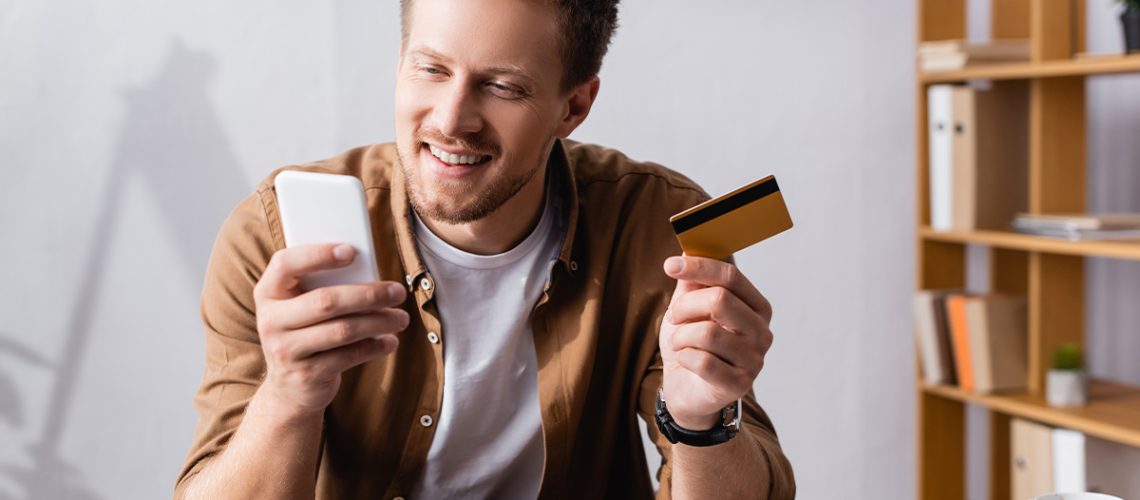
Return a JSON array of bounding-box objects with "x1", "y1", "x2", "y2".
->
[
  {"x1": 174, "y1": 188, "x2": 283, "y2": 497},
  {"x1": 637, "y1": 336, "x2": 796, "y2": 499}
]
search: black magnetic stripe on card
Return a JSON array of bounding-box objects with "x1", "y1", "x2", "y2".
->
[{"x1": 671, "y1": 177, "x2": 780, "y2": 234}]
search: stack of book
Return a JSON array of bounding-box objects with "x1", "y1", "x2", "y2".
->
[
  {"x1": 912, "y1": 291, "x2": 1027, "y2": 393},
  {"x1": 1012, "y1": 213, "x2": 1140, "y2": 241},
  {"x1": 918, "y1": 39, "x2": 1030, "y2": 73}
]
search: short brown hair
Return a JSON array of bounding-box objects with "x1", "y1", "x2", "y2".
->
[{"x1": 400, "y1": 0, "x2": 620, "y2": 92}]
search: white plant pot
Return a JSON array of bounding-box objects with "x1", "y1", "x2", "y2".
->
[{"x1": 1046, "y1": 369, "x2": 1088, "y2": 407}]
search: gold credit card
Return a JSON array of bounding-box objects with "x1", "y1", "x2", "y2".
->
[{"x1": 670, "y1": 175, "x2": 793, "y2": 260}]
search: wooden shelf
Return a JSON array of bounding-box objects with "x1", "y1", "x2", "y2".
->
[
  {"x1": 915, "y1": 2, "x2": 1137, "y2": 497},
  {"x1": 920, "y1": 227, "x2": 1140, "y2": 261},
  {"x1": 921, "y1": 54, "x2": 1140, "y2": 83},
  {"x1": 923, "y1": 380, "x2": 1140, "y2": 449}
]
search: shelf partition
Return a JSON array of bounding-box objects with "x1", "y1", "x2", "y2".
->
[
  {"x1": 921, "y1": 54, "x2": 1140, "y2": 83},
  {"x1": 919, "y1": 227, "x2": 1140, "y2": 261}
]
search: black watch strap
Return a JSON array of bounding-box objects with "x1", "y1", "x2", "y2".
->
[{"x1": 654, "y1": 390, "x2": 740, "y2": 447}]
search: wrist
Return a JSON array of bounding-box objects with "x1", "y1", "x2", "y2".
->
[
  {"x1": 251, "y1": 387, "x2": 325, "y2": 430},
  {"x1": 671, "y1": 411, "x2": 721, "y2": 431},
  {"x1": 655, "y1": 391, "x2": 742, "y2": 448}
]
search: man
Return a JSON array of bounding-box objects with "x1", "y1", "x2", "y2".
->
[{"x1": 175, "y1": 0, "x2": 795, "y2": 498}]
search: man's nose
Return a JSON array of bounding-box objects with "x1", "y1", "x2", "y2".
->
[{"x1": 430, "y1": 83, "x2": 483, "y2": 138}]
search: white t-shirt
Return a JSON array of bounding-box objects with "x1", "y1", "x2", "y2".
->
[{"x1": 408, "y1": 185, "x2": 561, "y2": 499}]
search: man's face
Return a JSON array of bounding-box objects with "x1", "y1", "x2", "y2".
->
[{"x1": 395, "y1": 0, "x2": 569, "y2": 224}]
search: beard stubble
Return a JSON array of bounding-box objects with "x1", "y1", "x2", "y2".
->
[{"x1": 397, "y1": 130, "x2": 542, "y2": 225}]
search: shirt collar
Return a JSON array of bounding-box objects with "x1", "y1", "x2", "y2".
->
[
  {"x1": 549, "y1": 138, "x2": 580, "y2": 273},
  {"x1": 388, "y1": 138, "x2": 581, "y2": 290}
]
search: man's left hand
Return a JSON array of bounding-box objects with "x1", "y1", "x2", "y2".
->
[{"x1": 659, "y1": 255, "x2": 774, "y2": 431}]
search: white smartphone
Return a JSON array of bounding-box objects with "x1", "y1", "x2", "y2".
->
[{"x1": 274, "y1": 170, "x2": 381, "y2": 291}]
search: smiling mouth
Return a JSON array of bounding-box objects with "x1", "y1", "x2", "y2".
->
[{"x1": 426, "y1": 143, "x2": 493, "y2": 166}]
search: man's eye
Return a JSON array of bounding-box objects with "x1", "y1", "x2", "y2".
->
[
  {"x1": 419, "y1": 66, "x2": 444, "y2": 76},
  {"x1": 487, "y1": 82, "x2": 524, "y2": 100}
]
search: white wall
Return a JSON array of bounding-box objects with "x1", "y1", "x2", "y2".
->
[{"x1": 0, "y1": 1, "x2": 1135, "y2": 499}]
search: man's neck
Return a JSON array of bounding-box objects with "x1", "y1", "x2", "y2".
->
[{"x1": 418, "y1": 159, "x2": 550, "y2": 256}]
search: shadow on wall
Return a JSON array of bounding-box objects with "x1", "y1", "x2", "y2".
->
[{"x1": 0, "y1": 39, "x2": 247, "y2": 499}]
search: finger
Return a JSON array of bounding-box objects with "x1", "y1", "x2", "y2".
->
[
  {"x1": 269, "y1": 282, "x2": 407, "y2": 330},
  {"x1": 668, "y1": 283, "x2": 698, "y2": 313},
  {"x1": 670, "y1": 321, "x2": 756, "y2": 369},
  {"x1": 676, "y1": 347, "x2": 755, "y2": 396},
  {"x1": 256, "y1": 243, "x2": 358, "y2": 300},
  {"x1": 307, "y1": 334, "x2": 400, "y2": 375},
  {"x1": 664, "y1": 256, "x2": 771, "y2": 318},
  {"x1": 669, "y1": 286, "x2": 768, "y2": 335},
  {"x1": 283, "y1": 310, "x2": 410, "y2": 360}
]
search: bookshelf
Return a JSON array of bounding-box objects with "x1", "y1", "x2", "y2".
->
[{"x1": 915, "y1": 1, "x2": 1140, "y2": 498}]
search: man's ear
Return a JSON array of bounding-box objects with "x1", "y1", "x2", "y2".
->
[{"x1": 554, "y1": 76, "x2": 601, "y2": 138}]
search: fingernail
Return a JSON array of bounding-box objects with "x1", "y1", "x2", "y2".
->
[
  {"x1": 397, "y1": 310, "x2": 410, "y2": 328},
  {"x1": 664, "y1": 257, "x2": 684, "y2": 275},
  {"x1": 374, "y1": 334, "x2": 399, "y2": 349},
  {"x1": 333, "y1": 244, "x2": 354, "y2": 262}
]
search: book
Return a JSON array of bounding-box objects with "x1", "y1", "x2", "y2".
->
[
  {"x1": 919, "y1": 39, "x2": 1030, "y2": 73},
  {"x1": 912, "y1": 291, "x2": 957, "y2": 385},
  {"x1": 1013, "y1": 213, "x2": 1140, "y2": 232},
  {"x1": 1051, "y1": 428, "x2": 1087, "y2": 493},
  {"x1": 927, "y1": 85, "x2": 955, "y2": 231},
  {"x1": 948, "y1": 84, "x2": 1029, "y2": 231},
  {"x1": 949, "y1": 87, "x2": 974, "y2": 230},
  {"x1": 964, "y1": 295, "x2": 1028, "y2": 393},
  {"x1": 1011, "y1": 227, "x2": 1140, "y2": 241},
  {"x1": 1013, "y1": 418, "x2": 1055, "y2": 500},
  {"x1": 919, "y1": 39, "x2": 1032, "y2": 59},
  {"x1": 913, "y1": 292, "x2": 943, "y2": 384},
  {"x1": 932, "y1": 293, "x2": 957, "y2": 385},
  {"x1": 945, "y1": 294, "x2": 974, "y2": 391}
]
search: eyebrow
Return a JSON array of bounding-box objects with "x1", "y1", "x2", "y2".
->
[{"x1": 409, "y1": 46, "x2": 537, "y2": 84}]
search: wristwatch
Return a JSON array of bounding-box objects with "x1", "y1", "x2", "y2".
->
[{"x1": 654, "y1": 389, "x2": 741, "y2": 447}]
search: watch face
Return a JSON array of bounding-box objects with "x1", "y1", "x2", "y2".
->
[{"x1": 723, "y1": 399, "x2": 743, "y2": 431}]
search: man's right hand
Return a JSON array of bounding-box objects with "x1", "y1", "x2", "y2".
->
[{"x1": 252, "y1": 242, "x2": 409, "y2": 421}]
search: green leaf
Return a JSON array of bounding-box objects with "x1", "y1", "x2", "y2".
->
[{"x1": 1051, "y1": 342, "x2": 1083, "y2": 371}]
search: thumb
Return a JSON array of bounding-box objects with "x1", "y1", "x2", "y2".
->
[{"x1": 665, "y1": 255, "x2": 702, "y2": 310}]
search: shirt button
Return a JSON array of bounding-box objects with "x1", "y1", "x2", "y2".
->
[
  {"x1": 420, "y1": 277, "x2": 432, "y2": 291},
  {"x1": 393, "y1": 497, "x2": 406, "y2": 500},
  {"x1": 427, "y1": 331, "x2": 440, "y2": 344},
  {"x1": 404, "y1": 275, "x2": 413, "y2": 286},
  {"x1": 570, "y1": 260, "x2": 579, "y2": 272},
  {"x1": 420, "y1": 415, "x2": 433, "y2": 427}
]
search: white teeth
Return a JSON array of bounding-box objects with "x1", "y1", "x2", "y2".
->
[{"x1": 428, "y1": 144, "x2": 486, "y2": 165}]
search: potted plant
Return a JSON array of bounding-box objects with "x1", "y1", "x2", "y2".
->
[
  {"x1": 1046, "y1": 342, "x2": 1088, "y2": 407},
  {"x1": 1121, "y1": 0, "x2": 1140, "y2": 53}
]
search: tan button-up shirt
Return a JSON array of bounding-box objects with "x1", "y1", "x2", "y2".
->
[{"x1": 175, "y1": 139, "x2": 795, "y2": 499}]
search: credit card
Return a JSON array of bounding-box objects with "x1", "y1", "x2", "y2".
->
[{"x1": 670, "y1": 175, "x2": 793, "y2": 260}]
